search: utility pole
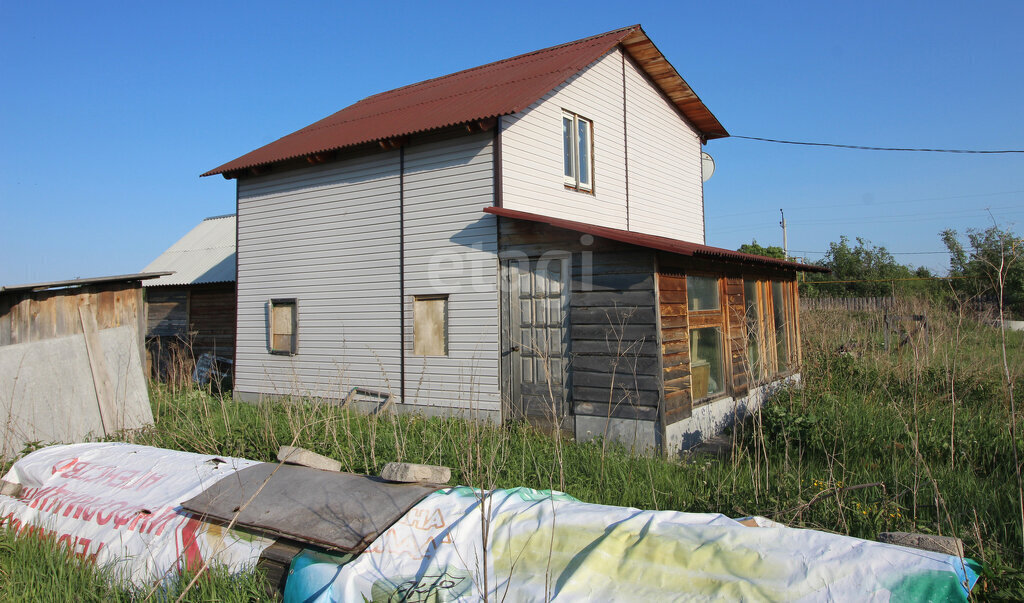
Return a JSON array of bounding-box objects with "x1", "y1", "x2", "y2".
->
[{"x1": 780, "y1": 209, "x2": 788, "y2": 260}]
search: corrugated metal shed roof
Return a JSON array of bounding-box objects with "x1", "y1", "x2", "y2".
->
[
  {"x1": 203, "y1": 25, "x2": 727, "y2": 178},
  {"x1": 142, "y1": 215, "x2": 236, "y2": 287},
  {"x1": 1, "y1": 272, "x2": 171, "y2": 293},
  {"x1": 484, "y1": 207, "x2": 830, "y2": 273}
]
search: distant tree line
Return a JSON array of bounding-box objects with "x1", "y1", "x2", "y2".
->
[{"x1": 737, "y1": 226, "x2": 1024, "y2": 315}]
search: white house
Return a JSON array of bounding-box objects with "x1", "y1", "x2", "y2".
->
[{"x1": 203, "y1": 25, "x2": 827, "y2": 454}]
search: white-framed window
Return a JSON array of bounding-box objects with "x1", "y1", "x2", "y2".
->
[
  {"x1": 269, "y1": 298, "x2": 297, "y2": 355},
  {"x1": 413, "y1": 295, "x2": 449, "y2": 356},
  {"x1": 562, "y1": 111, "x2": 593, "y2": 192}
]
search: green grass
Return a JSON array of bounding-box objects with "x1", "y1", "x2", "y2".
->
[
  {"x1": 2, "y1": 297, "x2": 1023, "y2": 599},
  {"x1": 0, "y1": 525, "x2": 269, "y2": 602}
]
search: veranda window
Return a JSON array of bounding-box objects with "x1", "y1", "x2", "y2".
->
[
  {"x1": 686, "y1": 275, "x2": 725, "y2": 401},
  {"x1": 743, "y1": 278, "x2": 798, "y2": 378}
]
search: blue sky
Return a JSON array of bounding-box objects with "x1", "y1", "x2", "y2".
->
[{"x1": 2, "y1": 1, "x2": 1022, "y2": 285}]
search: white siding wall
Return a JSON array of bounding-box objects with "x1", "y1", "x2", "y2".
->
[
  {"x1": 402, "y1": 133, "x2": 500, "y2": 412},
  {"x1": 234, "y1": 133, "x2": 500, "y2": 412},
  {"x1": 623, "y1": 56, "x2": 705, "y2": 243},
  {"x1": 501, "y1": 47, "x2": 706, "y2": 244},
  {"x1": 236, "y1": 154, "x2": 403, "y2": 399},
  {"x1": 501, "y1": 49, "x2": 628, "y2": 229}
]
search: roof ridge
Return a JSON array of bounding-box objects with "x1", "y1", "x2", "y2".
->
[{"x1": 356, "y1": 25, "x2": 638, "y2": 104}]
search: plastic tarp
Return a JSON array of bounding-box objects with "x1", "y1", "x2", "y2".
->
[
  {"x1": 0, "y1": 443, "x2": 273, "y2": 585},
  {"x1": 1, "y1": 443, "x2": 979, "y2": 600},
  {"x1": 285, "y1": 486, "x2": 980, "y2": 601}
]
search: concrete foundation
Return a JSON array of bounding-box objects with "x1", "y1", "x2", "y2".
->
[
  {"x1": 665, "y1": 375, "x2": 800, "y2": 456},
  {"x1": 575, "y1": 415, "x2": 658, "y2": 454},
  {"x1": 234, "y1": 390, "x2": 502, "y2": 424}
]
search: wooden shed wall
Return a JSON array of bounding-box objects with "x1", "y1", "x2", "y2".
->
[
  {"x1": 0, "y1": 281, "x2": 145, "y2": 356},
  {"x1": 188, "y1": 284, "x2": 236, "y2": 359},
  {"x1": 656, "y1": 254, "x2": 799, "y2": 425},
  {"x1": 498, "y1": 219, "x2": 660, "y2": 422}
]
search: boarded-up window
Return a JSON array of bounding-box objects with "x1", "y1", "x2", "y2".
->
[
  {"x1": 270, "y1": 299, "x2": 297, "y2": 354},
  {"x1": 414, "y1": 295, "x2": 448, "y2": 356}
]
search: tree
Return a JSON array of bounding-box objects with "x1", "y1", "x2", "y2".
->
[
  {"x1": 942, "y1": 226, "x2": 1024, "y2": 315},
  {"x1": 737, "y1": 239, "x2": 786, "y2": 260},
  {"x1": 801, "y1": 236, "x2": 931, "y2": 298}
]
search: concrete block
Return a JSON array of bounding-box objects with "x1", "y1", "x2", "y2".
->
[
  {"x1": 0, "y1": 480, "x2": 22, "y2": 498},
  {"x1": 277, "y1": 446, "x2": 341, "y2": 472},
  {"x1": 380, "y1": 462, "x2": 451, "y2": 484},
  {"x1": 878, "y1": 532, "x2": 965, "y2": 557}
]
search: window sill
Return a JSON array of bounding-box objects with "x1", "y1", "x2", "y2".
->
[
  {"x1": 563, "y1": 184, "x2": 594, "y2": 195},
  {"x1": 692, "y1": 392, "x2": 729, "y2": 409},
  {"x1": 268, "y1": 349, "x2": 297, "y2": 356}
]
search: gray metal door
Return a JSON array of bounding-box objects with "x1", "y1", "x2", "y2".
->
[{"x1": 507, "y1": 256, "x2": 571, "y2": 432}]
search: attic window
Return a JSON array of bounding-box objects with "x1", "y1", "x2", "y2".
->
[
  {"x1": 562, "y1": 111, "x2": 593, "y2": 192},
  {"x1": 269, "y1": 298, "x2": 297, "y2": 355}
]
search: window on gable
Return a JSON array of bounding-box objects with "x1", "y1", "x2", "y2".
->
[
  {"x1": 413, "y1": 295, "x2": 449, "y2": 356},
  {"x1": 269, "y1": 298, "x2": 297, "y2": 355},
  {"x1": 562, "y1": 111, "x2": 593, "y2": 192}
]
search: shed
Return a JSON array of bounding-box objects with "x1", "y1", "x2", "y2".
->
[
  {"x1": 1, "y1": 272, "x2": 167, "y2": 359},
  {"x1": 0, "y1": 272, "x2": 164, "y2": 455},
  {"x1": 141, "y1": 214, "x2": 236, "y2": 381}
]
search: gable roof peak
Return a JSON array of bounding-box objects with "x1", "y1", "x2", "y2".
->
[{"x1": 203, "y1": 24, "x2": 725, "y2": 178}]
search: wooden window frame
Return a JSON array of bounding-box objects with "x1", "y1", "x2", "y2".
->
[
  {"x1": 742, "y1": 278, "x2": 800, "y2": 382},
  {"x1": 686, "y1": 273, "x2": 728, "y2": 406},
  {"x1": 269, "y1": 298, "x2": 297, "y2": 355},
  {"x1": 561, "y1": 110, "x2": 593, "y2": 193},
  {"x1": 413, "y1": 294, "x2": 449, "y2": 357}
]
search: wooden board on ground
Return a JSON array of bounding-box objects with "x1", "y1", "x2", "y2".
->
[{"x1": 181, "y1": 463, "x2": 440, "y2": 553}]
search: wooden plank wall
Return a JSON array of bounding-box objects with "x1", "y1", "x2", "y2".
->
[
  {"x1": 657, "y1": 273, "x2": 691, "y2": 423},
  {"x1": 188, "y1": 284, "x2": 236, "y2": 359},
  {"x1": 0, "y1": 282, "x2": 145, "y2": 357},
  {"x1": 657, "y1": 256, "x2": 795, "y2": 426},
  {"x1": 498, "y1": 219, "x2": 660, "y2": 423},
  {"x1": 146, "y1": 289, "x2": 188, "y2": 336},
  {"x1": 725, "y1": 276, "x2": 749, "y2": 396}
]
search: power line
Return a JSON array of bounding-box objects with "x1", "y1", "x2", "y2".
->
[
  {"x1": 789, "y1": 249, "x2": 949, "y2": 255},
  {"x1": 732, "y1": 135, "x2": 1024, "y2": 154},
  {"x1": 801, "y1": 276, "x2": 976, "y2": 285},
  {"x1": 708, "y1": 189, "x2": 1024, "y2": 220}
]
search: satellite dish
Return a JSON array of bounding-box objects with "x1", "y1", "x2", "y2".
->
[{"x1": 701, "y1": 152, "x2": 716, "y2": 182}]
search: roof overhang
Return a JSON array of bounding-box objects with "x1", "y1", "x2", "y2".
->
[
  {"x1": 484, "y1": 207, "x2": 829, "y2": 273},
  {"x1": 619, "y1": 28, "x2": 727, "y2": 140}
]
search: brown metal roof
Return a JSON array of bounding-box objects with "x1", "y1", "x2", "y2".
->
[
  {"x1": 484, "y1": 207, "x2": 830, "y2": 273},
  {"x1": 203, "y1": 25, "x2": 727, "y2": 178}
]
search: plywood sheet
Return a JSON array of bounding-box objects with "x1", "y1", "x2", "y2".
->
[
  {"x1": 181, "y1": 463, "x2": 439, "y2": 553},
  {"x1": 0, "y1": 326, "x2": 153, "y2": 458}
]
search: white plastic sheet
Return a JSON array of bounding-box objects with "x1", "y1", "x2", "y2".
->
[
  {"x1": 0, "y1": 443, "x2": 273, "y2": 585},
  {"x1": 285, "y1": 486, "x2": 980, "y2": 601}
]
